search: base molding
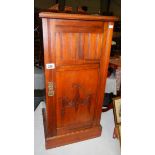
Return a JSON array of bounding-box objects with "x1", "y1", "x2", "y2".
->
[{"x1": 42, "y1": 108, "x2": 102, "y2": 149}]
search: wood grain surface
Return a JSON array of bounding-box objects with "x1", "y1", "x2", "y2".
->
[{"x1": 40, "y1": 12, "x2": 118, "y2": 149}]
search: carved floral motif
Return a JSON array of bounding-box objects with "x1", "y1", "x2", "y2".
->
[{"x1": 60, "y1": 83, "x2": 92, "y2": 116}]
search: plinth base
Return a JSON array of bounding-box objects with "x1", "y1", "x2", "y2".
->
[{"x1": 42, "y1": 108, "x2": 102, "y2": 149}]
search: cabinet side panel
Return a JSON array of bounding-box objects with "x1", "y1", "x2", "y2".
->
[
  {"x1": 94, "y1": 22, "x2": 115, "y2": 125},
  {"x1": 42, "y1": 19, "x2": 57, "y2": 137}
]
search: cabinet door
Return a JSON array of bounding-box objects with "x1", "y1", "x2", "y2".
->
[
  {"x1": 54, "y1": 20, "x2": 104, "y2": 134},
  {"x1": 56, "y1": 64, "x2": 100, "y2": 133}
]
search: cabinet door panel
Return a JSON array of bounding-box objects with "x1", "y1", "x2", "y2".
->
[
  {"x1": 55, "y1": 32, "x2": 104, "y2": 65},
  {"x1": 56, "y1": 64, "x2": 100, "y2": 132}
]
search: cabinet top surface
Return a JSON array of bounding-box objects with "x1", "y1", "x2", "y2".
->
[{"x1": 39, "y1": 12, "x2": 119, "y2": 21}]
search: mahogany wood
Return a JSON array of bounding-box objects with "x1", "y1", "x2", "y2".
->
[
  {"x1": 40, "y1": 12, "x2": 118, "y2": 149},
  {"x1": 39, "y1": 12, "x2": 119, "y2": 21},
  {"x1": 42, "y1": 108, "x2": 102, "y2": 149}
]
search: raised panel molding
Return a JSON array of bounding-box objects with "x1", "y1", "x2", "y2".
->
[{"x1": 55, "y1": 32, "x2": 104, "y2": 64}]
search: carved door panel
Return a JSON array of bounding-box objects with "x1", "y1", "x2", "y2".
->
[{"x1": 56, "y1": 64, "x2": 100, "y2": 133}]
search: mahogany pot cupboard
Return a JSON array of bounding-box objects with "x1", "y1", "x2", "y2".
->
[{"x1": 39, "y1": 12, "x2": 118, "y2": 149}]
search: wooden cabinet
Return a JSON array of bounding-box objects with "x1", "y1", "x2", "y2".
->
[{"x1": 39, "y1": 12, "x2": 118, "y2": 149}]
